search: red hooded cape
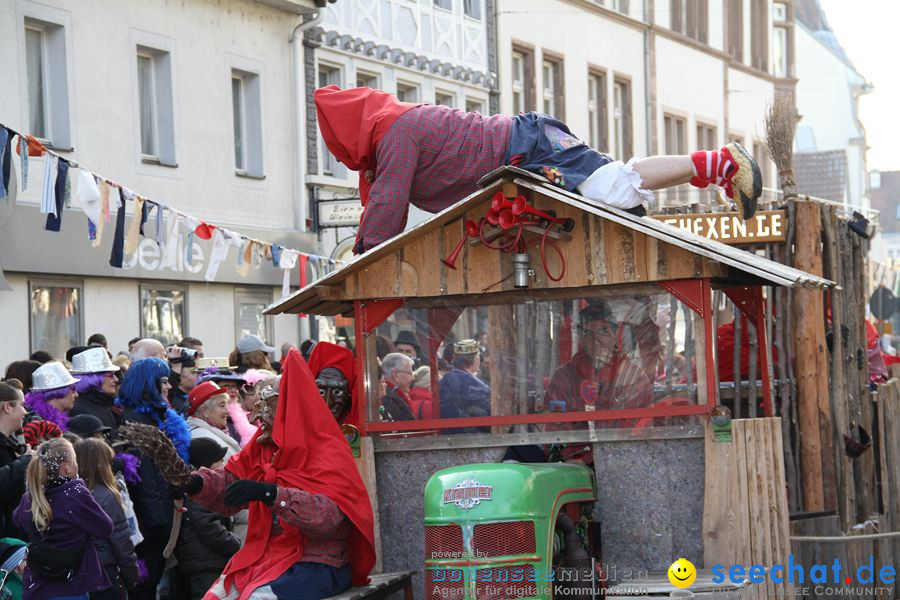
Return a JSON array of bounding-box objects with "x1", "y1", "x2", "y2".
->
[
  {"x1": 307, "y1": 341, "x2": 359, "y2": 428},
  {"x1": 314, "y1": 85, "x2": 421, "y2": 248},
  {"x1": 220, "y1": 349, "x2": 375, "y2": 599}
]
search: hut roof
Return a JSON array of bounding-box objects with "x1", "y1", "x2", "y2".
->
[{"x1": 267, "y1": 167, "x2": 831, "y2": 316}]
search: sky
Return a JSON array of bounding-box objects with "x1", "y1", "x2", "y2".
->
[{"x1": 818, "y1": 0, "x2": 900, "y2": 172}]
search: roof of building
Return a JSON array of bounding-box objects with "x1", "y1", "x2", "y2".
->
[
  {"x1": 870, "y1": 171, "x2": 900, "y2": 233},
  {"x1": 794, "y1": 150, "x2": 849, "y2": 202},
  {"x1": 266, "y1": 167, "x2": 831, "y2": 316},
  {"x1": 794, "y1": 0, "x2": 862, "y2": 76}
]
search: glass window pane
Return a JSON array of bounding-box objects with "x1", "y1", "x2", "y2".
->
[
  {"x1": 464, "y1": 0, "x2": 481, "y2": 19},
  {"x1": 30, "y1": 284, "x2": 80, "y2": 360},
  {"x1": 238, "y1": 299, "x2": 269, "y2": 341},
  {"x1": 137, "y1": 54, "x2": 157, "y2": 157},
  {"x1": 232, "y1": 77, "x2": 244, "y2": 170},
  {"x1": 141, "y1": 287, "x2": 186, "y2": 345},
  {"x1": 367, "y1": 292, "x2": 700, "y2": 433},
  {"x1": 25, "y1": 28, "x2": 47, "y2": 139}
]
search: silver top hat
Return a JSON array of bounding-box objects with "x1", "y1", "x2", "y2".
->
[
  {"x1": 31, "y1": 361, "x2": 80, "y2": 391},
  {"x1": 70, "y1": 347, "x2": 120, "y2": 375}
]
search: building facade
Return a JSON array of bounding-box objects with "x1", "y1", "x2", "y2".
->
[
  {"x1": 304, "y1": 0, "x2": 497, "y2": 262},
  {"x1": 0, "y1": 0, "x2": 319, "y2": 367},
  {"x1": 494, "y1": 0, "x2": 793, "y2": 210}
]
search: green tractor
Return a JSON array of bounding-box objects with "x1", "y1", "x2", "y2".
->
[{"x1": 424, "y1": 463, "x2": 602, "y2": 600}]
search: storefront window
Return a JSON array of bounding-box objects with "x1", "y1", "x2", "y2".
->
[
  {"x1": 29, "y1": 280, "x2": 82, "y2": 359},
  {"x1": 365, "y1": 290, "x2": 705, "y2": 435},
  {"x1": 140, "y1": 285, "x2": 186, "y2": 345},
  {"x1": 235, "y1": 289, "x2": 271, "y2": 343}
]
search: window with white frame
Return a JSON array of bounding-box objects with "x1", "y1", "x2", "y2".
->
[
  {"x1": 231, "y1": 70, "x2": 263, "y2": 177},
  {"x1": 465, "y1": 98, "x2": 485, "y2": 114},
  {"x1": 612, "y1": 78, "x2": 632, "y2": 159},
  {"x1": 542, "y1": 56, "x2": 564, "y2": 119},
  {"x1": 464, "y1": 0, "x2": 481, "y2": 19},
  {"x1": 696, "y1": 122, "x2": 717, "y2": 151},
  {"x1": 140, "y1": 285, "x2": 187, "y2": 345},
  {"x1": 435, "y1": 90, "x2": 456, "y2": 108},
  {"x1": 434, "y1": 0, "x2": 452, "y2": 10},
  {"x1": 318, "y1": 64, "x2": 343, "y2": 176},
  {"x1": 664, "y1": 114, "x2": 687, "y2": 204},
  {"x1": 773, "y1": 2, "x2": 788, "y2": 78},
  {"x1": 356, "y1": 71, "x2": 379, "y2": 89},
  {"x1": 24, "y1": 19, "x2": 71, "y2": 148},
  {"x1": 587, "y1": 70, "x2": 607, "y2": 152},
  {"x1": 136, "y1": 46, "x2": 176, "y2": 165},
  {"x1": 396, "y1": 81, "x2": 420, "y2": 103},
  {"x1": 29, "y1": 279, "x2": 82, "y2": 359},
  {"x1": 512, "y1": 51, "x2": 525, "y2": 114},
  {"x1": 235, "y1": 288, "x2": 273, "y2": 343}
]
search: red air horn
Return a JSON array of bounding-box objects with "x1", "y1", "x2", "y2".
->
[
  {"x1": 441, "y1": 219, "x2": 480, "y2": 269},
  {"x1": 490, "y1": 192, "x2": 574, "y2": 231}
]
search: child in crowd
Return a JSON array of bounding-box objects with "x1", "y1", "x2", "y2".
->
[
  {"x1": 74, "y1": 438, "x2": 140, "y2": 600},
  {"x1": 12, "y1": 437, "x2": 114, "y2": 600},
  {"x1": 174, "y1": 438, "x2": 241, "y2": 599}
]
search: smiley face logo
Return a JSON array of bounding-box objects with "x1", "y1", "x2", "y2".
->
[{"x1": 668, "y1": 558, "x2": 696, "y2": 588}]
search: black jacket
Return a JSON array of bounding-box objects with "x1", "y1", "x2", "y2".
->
[
  {"x1": 70, "y1": 389, "x2": 120, "y2": 433},
  {"x1": 174, "y1": 499, "x2": 240, "y2": 576},
  {"x1": 167, "y1": 371, "x2": 190, "y2": 416},
  {"x1": 0, "y1": 432, "x2": 30, "y2": 538},
  {"x1": 91, "y1": 484, "x2": 140, "y2": 589},
  {"x1": 121, "y1": 407, "x2": 174, "y2": 532}
]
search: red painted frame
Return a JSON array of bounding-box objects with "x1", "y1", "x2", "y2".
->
[
  {"x1": 722, "y1": 286, "x2": 774, "y2": 416},
  {"x1": 355, "y1": 279, "x2": 721, "y2": 434}
]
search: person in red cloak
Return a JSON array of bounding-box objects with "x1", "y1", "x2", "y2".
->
[
  {"x1": 315, "y1": 85, "x2": 763, "y2": 254},
  {"x1": 306, "y1": 342, "x2": 359, "y2": 427},
  {"x1": 183, "y1": 349, "x2": 375, "y2": 600}
]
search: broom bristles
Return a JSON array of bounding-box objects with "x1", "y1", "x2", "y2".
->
[
  {"x1": 119, "y1": 422, "x2": 194, "y2": 487},
  {"x1": 765, "y1": 95, "x2": 800, "y2": 200}
]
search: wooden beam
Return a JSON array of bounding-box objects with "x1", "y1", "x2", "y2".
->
[{"x1": 791, "y1": 200, "x2": 828, "y2": 511}]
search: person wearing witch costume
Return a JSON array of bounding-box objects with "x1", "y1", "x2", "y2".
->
[
  {"x1": 183, "y1": 349, "x2": 376, "y2": 600},
  {"x1": 306, "y1": 342, "x2": 357, "y2": 427},
  {"x1": 315, "y1": 85, "x2": 763, "y2": 254},
  {"x1": 117, "y1": 357, "x2": 193, "y2": 600}
]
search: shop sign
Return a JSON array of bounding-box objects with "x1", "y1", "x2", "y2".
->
[
  {"x1": 652, "y1": 210, "x2": 787, "y2": 244},
  {"x1": 123, "y1": 238, "x2": 205, "y2": 274},
  {"x1": 443, "y1": 478, "x2": 493, "y2": 510},
  {"x1": 318, "y1": 200, "x2": 364, "y2": 228}
]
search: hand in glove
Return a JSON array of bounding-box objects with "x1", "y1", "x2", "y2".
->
[
  {"x1": 224, "y1": 479, "x2": 277, "y2": 506},
  {"x1": 184, "y1": 474, "x2": 204, "y2": 496}
]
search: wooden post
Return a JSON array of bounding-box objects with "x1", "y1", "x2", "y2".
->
[
  {"x1": 791, "y1": 200, "x2": 832, "y2": 511},
  {"x1": 821, "y1": 205, "x2": 854, "y2": 531}
]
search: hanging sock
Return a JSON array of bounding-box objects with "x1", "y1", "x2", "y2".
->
[
  {"x1": 0, "y1": 127, "x2": 10, "y2": 199},
  {"x1": 92, "y1": 178, "x2": 109, "y2": 247},
  {"x1": 109, "y1": 188, "x2": 127, "y2": 268},
  {"x1": 17, "y1": 134, "x2": 29, "y2": 191},
  {"x1": 139, "y1": 201, "x2": 152, "y2": 237},
  {"x1": 40, "y1": 155, "x2": 58, "y2": 215},
  {"x1": 124, "y1": 192, "x2": 144, "y2": 255},
  {"x1": 45, "y1": 159, "x2": 69, "y2": 231},
  {"x1": 690, "y1": 142, "x2": 761, "y2": 220},
  {"x1": 279, "y1": 250, "x2": 298, "y2": 299},
  {"x1": 154, "y1": 202, "x2": 164, "y2": 245},
  {"x1": 204, "y1": 229, "x2": 230, "y2": 282},
  {"x1": 75, "y1": 170, "x2": 101, "y2": 242},
  {"x1": 271, "y1": 244, "x2": 283, "y2": 268},
  {"x1": 193, "y1": 221, "x2": 215, "y2": 240}
]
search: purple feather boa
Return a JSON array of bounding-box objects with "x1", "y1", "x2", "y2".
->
[
  {"x1": 114, "y1": 452, "x2": 142, "y2": 485},
  {"x1": 24, "y1": 389, "x2": 70, "y2": 431}
]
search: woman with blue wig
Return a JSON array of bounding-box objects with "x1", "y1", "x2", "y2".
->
[{"x1": 117, "y1": 357, "x2": 191, "y2": 600}]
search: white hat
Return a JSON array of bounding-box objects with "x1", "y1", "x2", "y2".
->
[
  {"x1": 70, "y1": 347, "x2": 120, "y2": 374},
  {"x1": 31, "y1": 361, "x2": 80, "y2": 391}
]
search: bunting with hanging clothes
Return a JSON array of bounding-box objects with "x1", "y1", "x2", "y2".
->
[{"x1": 0, "y1": 122, "x2": 342, "y2": 287}]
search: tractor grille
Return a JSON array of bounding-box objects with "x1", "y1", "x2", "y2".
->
[
  {"x1": 426, "y1": 524, "x2": 465, "y2": 559},
  {"x1": 472, "y1": 521, "x2": 536, "y2": 557},
  {"x1": 474, "y1": 565, "x2": 539, "y2": 600},
  {"x1": 426, "y1": 569, "x2": 465, "y2": 600}
]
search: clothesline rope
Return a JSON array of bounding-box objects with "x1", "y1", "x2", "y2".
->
[{"x1": 0, "y1": 122, "x2": 343, "y2": 272}]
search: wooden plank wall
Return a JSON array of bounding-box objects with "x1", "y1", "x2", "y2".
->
[
  {"x1": 877, "y1": 378, "x2": 900, "y2": 568},
  {"x1": 339, "y1": 190, "x2": 729, "y2": 301},
  {"x1": 703, "y1": 418, "x2": 791, "y2": 600}
]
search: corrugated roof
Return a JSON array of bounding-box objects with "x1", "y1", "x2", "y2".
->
[
  {"x1": 794, "y1": 150, "x2": 849, "y2": 202},
  {"x1": 266, "y1": 167, "x2": 832, "y2": 315}
]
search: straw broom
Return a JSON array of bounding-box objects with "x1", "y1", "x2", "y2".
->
[{"x1": 765, "y1": 95, "x2": 800, "y2": 202}]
